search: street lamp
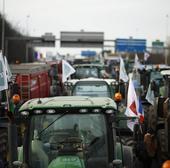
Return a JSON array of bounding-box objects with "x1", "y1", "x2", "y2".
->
[
  {"x1": 165, "y1": 14, "x2": 169, "y2": 65},
  {"x1": 1, "y1": 0, "x2": 5, "y2": 55},
  {"x1": 166, "y1": 14, "x2": 169, "y2": 39},
  {"x1": 26, "y1": 15, "x2": 30, "y2": 36},
  {"x1": 166, "y1": 14, "x2": 169, "y2": 40}
]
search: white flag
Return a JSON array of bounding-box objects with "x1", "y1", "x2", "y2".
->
[
  {"x1": 4, "y1": 56, "x2": 12, "y2": 81},
  {"x1": 125, "y1": 77, "x2": 139, "y2": 117},
  {"x1": 125, "y1": 77, "x2": 139, "y2": 131},
  {"x1": 127, "y1": 118, "x2": 138, "y2": 132},
  {"x1": 119, "y1": 57, "x2": 128, "y2": 82},
  {"x1": 62, "y1": 60, "x2": 76, "y2": 83},
  {"x1": 144, "y1": 52, "x2": 150, "y2": 61},
  {"x1": 145, "y1": 84, "x2": 155, "y2": 106},
  {"x1": 134, "y1": 54, "x2": 142, "y2": 70},
  {"x1": 0, "y1": 52, "x2": 8, "y2": 91}
]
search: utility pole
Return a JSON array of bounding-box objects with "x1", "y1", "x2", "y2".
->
[{"x1": 1, "y1": 0, "x2": 5, "y2": 55}]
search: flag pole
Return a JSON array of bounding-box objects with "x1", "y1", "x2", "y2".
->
[
  {"x1": 4, "y1": 56, "x2": 10, "y2": 112},
  {"x1": 0, "y1": 52, "x2": 10, "y2": 112},
  {"x1": 1, "y1": 0, "x2": 10, "y2": 112},
  {"x1": 1, "y1": 0, "x2": 5, "y2": 55},
  {"x1": 5, "y1": 88, "x2": 10, "y2": 111}
]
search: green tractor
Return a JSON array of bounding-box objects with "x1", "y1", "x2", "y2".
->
[
  {"x1": 64, "y1": 78, "x2": 131, "y2": 144},
  {"x1": 64, "y1": 78, "x2": 117, "y2": 98},
  {"x1": 12, "y1": 96, "x2": 134, "y2": 168}
]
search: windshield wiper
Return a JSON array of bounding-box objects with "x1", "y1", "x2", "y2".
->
[{"x1": 39, "y1": 111, "x2": 68, "y2": 136}]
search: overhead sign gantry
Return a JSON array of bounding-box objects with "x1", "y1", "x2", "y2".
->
[
  {"x1": 60, "y1": 31, "x2": 104, "y2": 48},
  {"x1": 5, "y1": 33, "x2": 56, "y2": 62}
]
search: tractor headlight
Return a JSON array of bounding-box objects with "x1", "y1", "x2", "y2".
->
[
  {"x1": 20, "y1": 111, "x2": 29, "y2": 116},
  {"x1": 92, "y1": 109, "x2": 101, "y2": 113},
  {"x1": 46, "y1": 109, "x2": 56, "y2": 114},
  {"x1": 33, "y1": 109, "x2": 43, "y2": 114},
  {"x1": 79, "y1": 109, "x2": 88, "y2": 113},
  {"x1": 105, "y1": 109, "x2": 114, "y2": 114}
]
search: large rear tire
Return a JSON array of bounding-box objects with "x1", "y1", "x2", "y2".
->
[{"x1": 123, "y1": 146, "x2": 133, "y2": 168}]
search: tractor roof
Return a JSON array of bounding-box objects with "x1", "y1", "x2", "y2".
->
[
  {"x1": 73, "y1": 64, "x2": 104, "y2": 68},
  {"x1": 10, "y1": 63, "x2": 50, "y2": 74},
  {"x1": 161, "y1": 70, "x2": 170, "y2": 76},
  {"x1": 19, "y1": 96, "x2": 117, "y2": 111},
  {"x1": 66, "y1": 78, "x2": 116, "y2": 85}
]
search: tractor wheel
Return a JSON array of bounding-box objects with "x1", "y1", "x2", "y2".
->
[
  {"x1": 124, "y1": 136, "x2": 134, "y2": 147},
  {"x1": 123, "y1": 146, "x2": 133, "y2": 168},
  {"x1": 147, "y1": 105, "x2": 157, "y2": 132},
  {"x1": 157, "y1": 129, "x2": 168, "y2": 161},
  {"x1": 0, "y1": 128, "x2": 8, "y2": 164}
]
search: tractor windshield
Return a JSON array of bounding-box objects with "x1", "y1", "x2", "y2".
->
[
  {"x1": 29, "y1": 113, "x2": 109, "y2": 168},
  {"x1": 72, "y1": 81, "x2": 111, "y2": 97},
  {"x1": 74, "y1": 67, "x2": 99, "y2": 78}
]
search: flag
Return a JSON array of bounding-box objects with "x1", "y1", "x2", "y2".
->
[
  {"x1": 127, "y1": 118, "x2": 138, "y2": 132},
  {"x1": 134, "y1": 54, "x2": 142, "y2": 70},
  {"x1": 119, "y1": 57, "x2": 128, "y2": 82},
  {"x1": 138, "y1": 97, "x2": 144, "y2": 123},
  {"x1": 0, "y1": 52, "x2": 8, "y2": 91},
  {"x1": 4, "y1": 56, "x2": 12, "y2": 81},
  {"x1": 145, "y1": 83, "x2": 155, "y2": 106},
  {"x1": 125, "y1": 77, "x2": 138, "y2": 117},
  {"x1": 62, "y1": 60, "x2": 76, "y2": 83},
  {"x1": 125, "y1": 77, "x2": 139, "y2": 131},
  {"x1": 144, "y1": 52, "x2": 150, "y2": 61}
]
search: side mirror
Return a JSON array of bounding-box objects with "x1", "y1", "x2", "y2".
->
[
  {"x1": 13, "y1": 161, "x2": 29, "y2": 168},
  {"x1": 64, "y1": 82, "x2": 73, "y2": 87},
  {"x1": 111, "y1": 159, "x2": 122, "y2": 168},
  {"x1": 13, "y1": 161, "x2": 22, "y2": 167}
]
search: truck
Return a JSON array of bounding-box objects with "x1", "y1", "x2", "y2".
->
[
  {"x1": 12, "y1": 96, "x2": 134, "y2": 168},
  {"x1": 10, "y1": 63, "x2": 51, "y2": 101}
]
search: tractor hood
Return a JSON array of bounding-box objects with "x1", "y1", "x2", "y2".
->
[{"x1": 48, "y1": 156, "x2": 85, "y2": 168}]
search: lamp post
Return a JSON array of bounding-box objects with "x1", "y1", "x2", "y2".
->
[
  {"x1": 26, "y1": 15, "x2": 30, "y2": 36},
  {"x1": 166, "y1": 14, "x2": 169, "y2": 39},
  {"x1": 1, "y1": 0, "x2": 5, "y2": 55},
  {"x1": 165, "y1": 14, "x2": 169, "y2": 65}
]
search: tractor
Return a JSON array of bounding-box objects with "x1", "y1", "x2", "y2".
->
[{"x1": 12, "y1": 96, "x2": 134, "y2": 168}]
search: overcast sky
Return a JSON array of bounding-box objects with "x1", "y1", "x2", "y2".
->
[{"x1": 1, "y1": 0, "x2": 170, "y2": 54}]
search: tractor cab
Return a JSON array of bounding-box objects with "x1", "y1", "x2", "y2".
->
[
  {"x1": 64, "y1": 78, "x2": 129, "y2": 132},
  {"x1": 64, "y1": 78, "x2": 117, "y2": 98},
  {"x1": 161, "y1": 70, "x2": 170, "y2": 97},
  {"x1": 71, "y1": 64, "x2": 106, "y2": 79},
  {"x1": 13, "y1": 96, "x2": 134, "y2": 168}
]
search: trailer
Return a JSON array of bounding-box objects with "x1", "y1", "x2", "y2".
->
[{"x1": 10, "y1": 63, "x2": 51, "y2": 101}]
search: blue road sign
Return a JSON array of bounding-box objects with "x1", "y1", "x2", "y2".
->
[
  {"x1": 81, "y1": 50, "x2": 97, "y2": 57},
  {"x1": 115, "y1": 38, "x2": 146, "y2": 53}
]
